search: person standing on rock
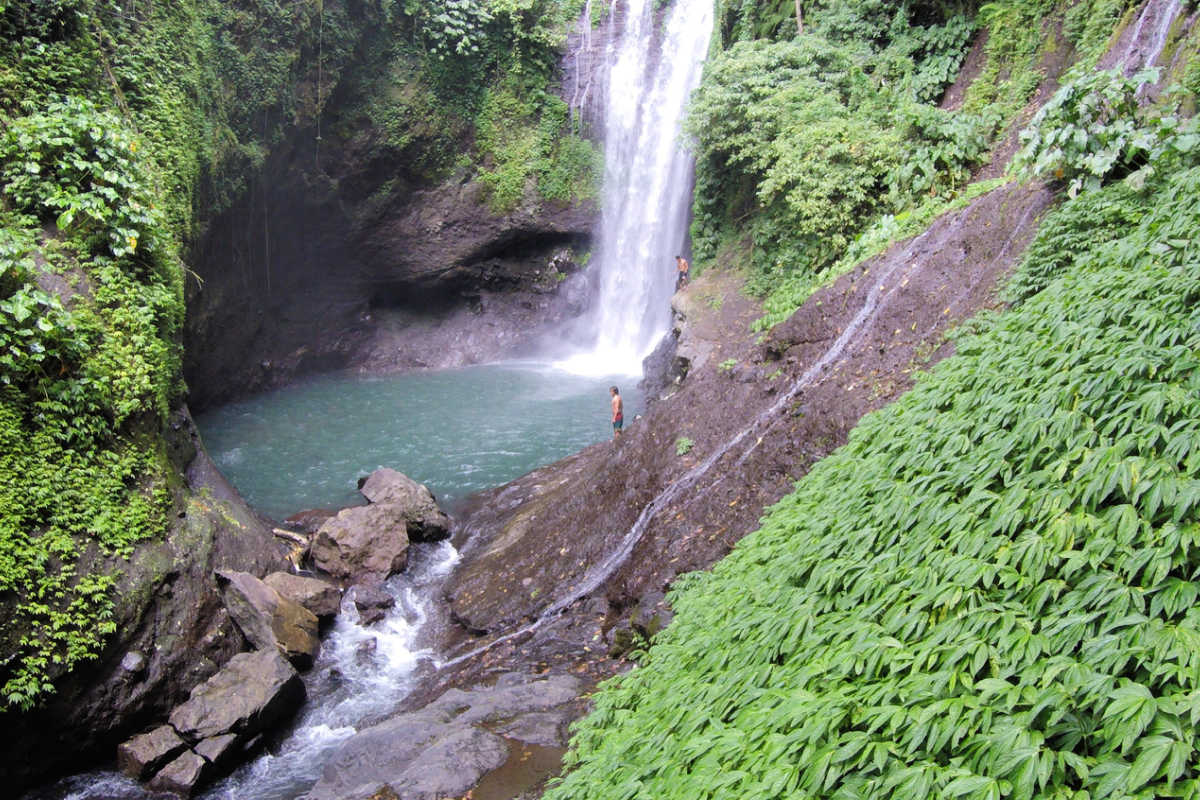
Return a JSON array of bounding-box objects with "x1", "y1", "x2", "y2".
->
[
  {"x1": 611, "y1": 386, "x2": 623, "y2": 438},
  {"x1": 675, "y1": 255, "x2": 690, "y2": 289}
]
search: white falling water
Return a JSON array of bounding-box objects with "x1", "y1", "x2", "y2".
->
[
  {"x1": 557, "y1": 0, "x2": 713, "y2": 376},
  {"x1": 1102, "y1": 0, "x2": 1184, "y2": 75}
]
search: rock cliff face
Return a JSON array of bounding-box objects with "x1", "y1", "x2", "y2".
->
[
  {"x1": 4, "y1": 411, "x2": 289, "y2": 792},
  {"x1": 184, "y1": 62, "x2": 598, "y2": 412}
]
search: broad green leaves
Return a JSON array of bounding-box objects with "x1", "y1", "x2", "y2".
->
[
  {"x1": 0, "y1": 97, "x2": 161, "y2": 258},
  {"x1": 1013, "y1": 68, "x2": 1184, "y2": 198},
  {"x1": 547, "y1": 164, "x2": 1200, "y2": 799},
  {"x1": 0, "y1": 101, "x2": 181, "y2": 710}
]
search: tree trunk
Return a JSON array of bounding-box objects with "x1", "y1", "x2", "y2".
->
[{"x1": 795, "y1": 0, "x2": 803, "y2": 34}]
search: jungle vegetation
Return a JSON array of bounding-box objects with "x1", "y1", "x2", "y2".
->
[
  {"x1": 546, "y1": 0, "x2": 1200, "y2": 798},
  {"x1": 0, "y1": 0, "x2": 596, "y2": 711}
]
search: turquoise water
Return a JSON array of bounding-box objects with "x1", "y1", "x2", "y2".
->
[{"x1": 195, "y1": 363, "x2": 642, "y2": 520}]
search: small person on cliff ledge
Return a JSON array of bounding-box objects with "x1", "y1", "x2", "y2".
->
[
  {"x1": 611, "y1": 386, "x2": 623, "y2": 438},
  {"x1": 675, "y1": 254, "x2": 690, "y2": 289}
]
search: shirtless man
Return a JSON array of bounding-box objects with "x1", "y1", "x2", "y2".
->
[
  {"x1": 610, "y1": 385, "x2": 623, "y2": 438},
  {"x1": 675, "y1": 255, "x2": 690, "y2": 289}
]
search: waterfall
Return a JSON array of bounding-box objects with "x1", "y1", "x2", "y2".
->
[
  {"x1": 556, "y1": 0, "x2": 713, "y2": 376},
  {"x1": 1102, "y1": 0, "x2": 1184, "y2": 75}
]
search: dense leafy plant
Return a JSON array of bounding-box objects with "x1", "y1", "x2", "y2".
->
[
  {"x1": 885, "y1": 103, "x2": 1000, "y2": 206},
  {"x1": 1013, "y1": 67, "x2": 1192, "y2": 197},
  {"x1": 548, "y1": 156, "x2": 1200, "y2": 800},
  {"x1": 0, "y1": 92, "x2": 183, "y2": 709},
  {"x1": 475, "y1": 82, "x2": 599, "y2": 212},
  {"x1": 687, "y1": 2, "x2": 991, "y2": 320},
  {"x1": 1, "y1": 97, "x2": 159, "y2": 258},
  {"x1": 755, "y1": 177, "x2": 1005, "y2": 330},
  {"x1": 685, "y1": 37, "x2": 904, "y2": 293},
  {"x1": 411, "y1": 0, "x2": 495, "y2": 59}
]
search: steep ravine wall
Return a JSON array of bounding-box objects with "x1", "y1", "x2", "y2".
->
[
  {"x1": 184, "y1": 30, "x2": 601, "y2": 412},
  {"x1": 185, "y1": 126, "x2": 596, "y2": 411}
]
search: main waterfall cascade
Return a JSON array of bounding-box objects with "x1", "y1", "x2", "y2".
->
[{"x1": 556, "y1": 0, "x2": 714, "y2": 376}]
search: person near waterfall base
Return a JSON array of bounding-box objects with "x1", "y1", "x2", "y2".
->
[
  {"x1": 675, "y1": 255, "x2": 690, "y2": 289},
  {"x1": 611, "y1": 386, "x2": 624, "y2": 438}
]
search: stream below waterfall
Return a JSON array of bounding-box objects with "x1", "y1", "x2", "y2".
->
[{"x1": 24, "y1": 364, "x2": 642, "y2": 800}]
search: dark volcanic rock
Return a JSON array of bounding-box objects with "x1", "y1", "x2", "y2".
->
[
  {"x1": 639, "y1": 327, "x2": 682, "y2": 402},
  {"x1": 305, "y1": 674, "x2": 580, "y2": 800},
  {"x1": 148, "y1": 749, "x2": 209, "y2": 797},
  {"x1": 194, "y1": 732, "x2": 240, "y2": 770},
  {"x1": 117, "y1": 724, "x2": 188, "y2": 781},
  {"x1": 168, "y1": 649, "x2": 305, "y2": 744},
  {"x1": 283, "y1": 509, "x2": 337, "y2": 535},
  {"x1": 184, "y1": 113, "x2": 597, "y2": 411},
  {"x1": 264, "y1": 571, "x2": 343, "y2": 620},
  {"x1": 351, "y1": 581, "x2": 396, "y2": 626},
  {"x1": 311, "y1": 504, "x2": 411, "y2": 581},
  {"x1": 358, "y1": 468, "x2": 451, "y2": 541},
  {"x1": 216, "y1": 570, "x2": 320, "y2": 669}
]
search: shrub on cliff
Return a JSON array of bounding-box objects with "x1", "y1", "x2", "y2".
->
[
  {"x1": 546, "y1": 157, "x2": 1200, "y2": 799},
  {"x1": 686, "y1": 2, "x2": 988, "y2": 309},
  {"x1": 0, "y1": 97, "x2": 182, "y2": 710}
]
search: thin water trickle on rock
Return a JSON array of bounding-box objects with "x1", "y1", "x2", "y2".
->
[{"x1": 195, "y1": 364, "x2": 643, "y2": 521}]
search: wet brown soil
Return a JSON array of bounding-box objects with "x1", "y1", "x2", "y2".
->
[{"x1": 398, "y1": 179, "x2": 1055, "y2": 797}]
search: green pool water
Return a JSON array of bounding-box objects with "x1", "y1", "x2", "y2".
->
[{"x1": 195, "y1": 363, "x2": 643, "y2": 521}]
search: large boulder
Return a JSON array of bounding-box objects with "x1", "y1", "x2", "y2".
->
[
  {"x1": 116, "y1": 724, "x2": 188, "y2": 781},
  {"x1": 310, "y1": 504, "x2": 412, "y2": 581},
  {"x1": 216, "y1": 570, "x2": 320, "y2": 669},
  {"x1": 351, "y1": 580, "x2": 397, "y2": 626},
  {"x1": 168, "y1": 649, "x2": 305, "y2": 744},
  {"x1": 148, "y1": 749, "x2": 210, "y2": 796},
  {"x1": 264, "y1": 571, "x2": 343, "y2": 620},
  {"x1": 358, "y1": 468, "x2": 451, "y2": 541}
]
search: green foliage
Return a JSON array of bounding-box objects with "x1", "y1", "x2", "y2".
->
[
  {"x1": 685, "y1": 37, "x2": 904, "y2": 292},
  {"x1": 0, "y1": 222, "x2": 85, "y2": 385},
  {"x1": 1002, "y1": 180, "x2": 1142, "y2": 305},
  {"x1": 1, "y1": 97, "x2": 159, "y2": 258},
  {"x1": 476, "y1": 83, "x2": 599, "y2": 212},
  {"x1": 755, "y1": 178, "x2": 1006, "y2": 330},
  {"x1": 0, "y1": 185, "x2": 180, "y2": 710},
  {"x1": 1063, "y1": 0, "x2": 1137, "y2": 65},
  {"x1": 548, "y1": 157, "x2": 1200, "y2": 800},
  {"x1": 962, "y1": 0, "x2": 1056, "y2": 116},
  {"x1": 718, "y1": 358, "x2": 737, "y2": 372},
  {"x1": 674, "y1": 436, "x2": 694, "y2": 456},
  {"x1": 0, "y1": 8, "x2": 196, "y2": 709},
  {"x1": 410, "y1": 0, "x2": 495, "y2": 59},
  {"x1": 885, "y1": 104, "x2": 1000, "y2": 207},
  {"x1": 688, "y1": 3, "x2": 996, "y2": 315},
  {"x1": 1013, "y1": 67, "x2": 1192, "y2": 198}
]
